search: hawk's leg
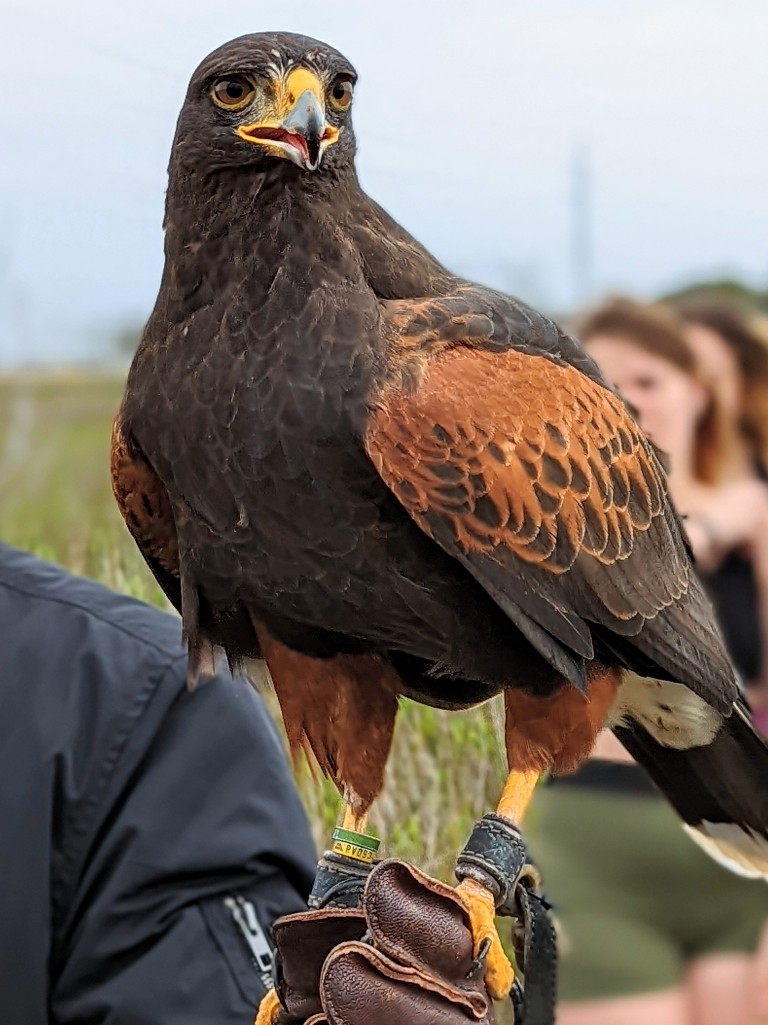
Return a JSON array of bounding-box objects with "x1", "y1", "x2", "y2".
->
[
  {"x1": 456, "y1": 769, "x2": 541, "y2": 1000},
  {"x1": 496, "y1": 767, "x2": 541, "y2": 824},
  {"x1": 254, "y1": 807, "x2": 377, "y2": 1025},
  {"x1": 342, "y1": 807, "x2": 368, "y2": 833}
]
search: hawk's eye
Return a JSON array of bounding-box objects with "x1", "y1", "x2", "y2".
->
[
  {"x1": 328, "y1": 78, "x2": 353, "y2": 111},
  {"x1": 211, "y1": 75, "x2": 256, "y2": 111}
]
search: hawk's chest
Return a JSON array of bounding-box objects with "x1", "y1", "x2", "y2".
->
[
  {"x1": 131, "y1": 207, "x2": 393, "y2": 560},
  {"x1": 230, "y1": 301, "x2": 377, "y2": 473},
  {"x1": 156, "y1": 298, "x2": 389, "y2": 556}
]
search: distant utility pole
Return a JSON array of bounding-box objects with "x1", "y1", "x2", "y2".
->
[{"x1": 570, "y1": 143, "x2": 593, "y2": 311}]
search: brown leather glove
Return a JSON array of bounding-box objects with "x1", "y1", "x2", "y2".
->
[{"x1": 273, "y1": 859, "x2": 496, "y2": 1025}]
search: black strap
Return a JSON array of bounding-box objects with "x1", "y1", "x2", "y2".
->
[
  {"x1": 510, "y1": 883, "x2": 558, "y2": 1024},
  {"x1": 456, "y1": 814, "x2": 557, "y2": 1025}
]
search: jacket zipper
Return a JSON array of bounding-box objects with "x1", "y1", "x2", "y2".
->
[{"x1": 225, "y1": 895, "x2": 274, "y2": 993}]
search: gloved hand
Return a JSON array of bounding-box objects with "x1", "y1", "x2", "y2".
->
[{"x1": 271, "y1": 858, "x2": 497, "y2": 1024}]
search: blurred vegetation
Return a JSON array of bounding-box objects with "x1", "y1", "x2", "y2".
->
[
  {"x1": 0, "y1": 370, "x2": 509, "y2": 881},
  {"x1": 659, "y1": 276, "x2": 768, "y2": 314},
  {"x1": 0, "y1": 371, "x2": 147, "y2": 581}
]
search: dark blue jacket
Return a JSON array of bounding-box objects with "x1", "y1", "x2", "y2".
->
[{"x1": 0, "y1": 544, "x2": 316, "y2": 1023}]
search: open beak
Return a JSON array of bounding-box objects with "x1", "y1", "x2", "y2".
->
[{"x1": 236, "y1": 68, "x2": 339, "y2": 171}]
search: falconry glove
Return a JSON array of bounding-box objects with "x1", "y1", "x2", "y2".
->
[{"x1": 271, "y1": 859, "x2": 497, "y2": 1025}]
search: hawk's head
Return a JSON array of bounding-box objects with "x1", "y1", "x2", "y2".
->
[{"x1": 173, "y1": 32, "x2": 358, "y2": 178}]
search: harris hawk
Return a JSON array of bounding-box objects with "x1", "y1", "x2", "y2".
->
[{"x1": 113, "y1": 31, "x2": 768, "y2": 1003}]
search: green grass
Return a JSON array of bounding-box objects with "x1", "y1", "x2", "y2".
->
[
  {"x1": 0, "y1": 370, "x2": 509, "y2": 877},
  {"x1": 0, "y1": 370, "x2": 159, "y2": 592}
]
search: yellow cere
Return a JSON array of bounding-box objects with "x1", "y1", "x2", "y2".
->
[{"x1": 275, "y1": 67, "x2": 325, "y2": 117}]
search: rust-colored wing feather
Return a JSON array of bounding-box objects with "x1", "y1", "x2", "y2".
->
[
  {"x1": 111, "y1": 413, "x2": 182, "y2": 609},
  {"x1": 366, "y1": 294, "x2": 734, "y2": 708}
]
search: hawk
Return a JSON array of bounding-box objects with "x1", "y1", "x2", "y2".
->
[{"x1": 112, "y1": 31, "x2": 768, "y2": 1003}]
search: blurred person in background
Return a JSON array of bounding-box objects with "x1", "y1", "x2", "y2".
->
[
  {"x1": 529, "y1": 298, "x2": 768, "y2": 1025},
  {"x1": 675, "y1": 302, "x2": 768, "y2": 723}
]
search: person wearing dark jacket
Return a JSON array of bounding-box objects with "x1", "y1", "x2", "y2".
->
[
  {"x1": 0, "y1": 543, "x2": 508, "y2": 1025},
  {"x1": 0, "y1": 542, "x2": 317, "y2": 1024}
]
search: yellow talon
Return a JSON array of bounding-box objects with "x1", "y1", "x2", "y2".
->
[
  {"x1": 456, "y1": 877, "x2": 514, "y2": 1000},
  {"x1": 254, "y1": 986, "x2": 281, "y2": 1025}
]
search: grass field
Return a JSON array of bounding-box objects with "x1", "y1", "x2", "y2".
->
[{"x1": 0, "y1": 370, "x2": 509, "y2": 878}]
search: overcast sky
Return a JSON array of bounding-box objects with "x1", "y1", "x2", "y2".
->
[{"x1": 0, "y1": 0, "x2": 766, "y2": 364}]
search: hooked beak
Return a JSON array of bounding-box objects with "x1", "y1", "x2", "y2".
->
[{"x1": 236, "y1": 68, "x2": 340, "y2": 171}]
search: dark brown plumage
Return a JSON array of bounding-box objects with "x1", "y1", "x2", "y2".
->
[{"x1": 114, "y1": 32, "x2": 768, "y2": 906}]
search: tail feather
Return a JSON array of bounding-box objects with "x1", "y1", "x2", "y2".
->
[
  {"x1": 683, "y1": 823, "x2": 768, "y2": 879},
  {"x1": 614, "y1": 702, "x2": 768, "y2": 881}
]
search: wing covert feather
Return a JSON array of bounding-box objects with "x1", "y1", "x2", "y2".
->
[{"x1": 366, "y1": 314, "x2": 736, "y2": 707}]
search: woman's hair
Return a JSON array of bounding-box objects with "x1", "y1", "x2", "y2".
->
[
  {"x1": 675, "y1": 302, "x2": 768, "y2": 469},
  {"x1": 579, "y1": 297, "x2": 698, "y2": 374},
  {"x1": 576, "y1": 297, "x2": 722, "y2": 483}
]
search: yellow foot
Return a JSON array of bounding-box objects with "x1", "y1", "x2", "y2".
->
[
  {"x1": 456, "y1": 877, "x2": 514, "y2": 1000},
  {"x1": 254, "y1": 986, "x2": 281, "y2": 1025}
]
